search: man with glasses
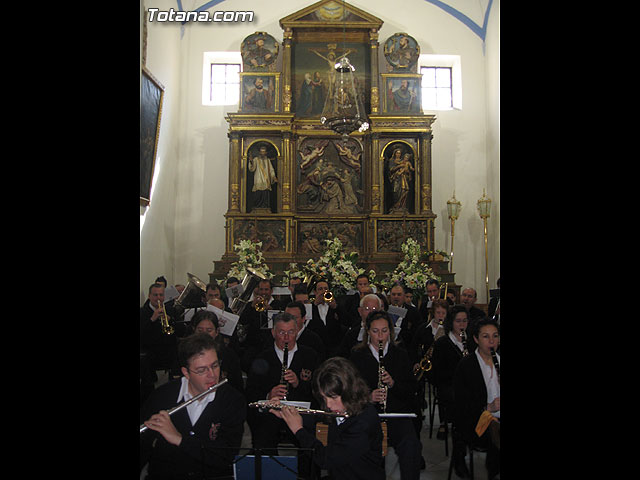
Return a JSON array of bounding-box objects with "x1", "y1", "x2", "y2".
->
[
  {"x1": 140, "y1": 333, "x2": 246, "y2": 479},
  {"x1": 244, "y1": 312, "x2": 320, "y2": 457},
  {"x1": 336, "y1": 293, "x2": 384, "y2": 358}
]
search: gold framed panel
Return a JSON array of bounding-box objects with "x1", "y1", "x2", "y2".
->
[
  {"x1": 380, "y1": 73, "x2": 422, "y2": 114},
  {"x1": 239, "y1": 72, "x2": 280, "y2": 113}
]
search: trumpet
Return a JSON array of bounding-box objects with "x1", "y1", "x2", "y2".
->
[
  {"x1": 157, "y1": 301, "x2": 174, "y2": 335},
  {"x1": 140, "y1": 379, "x2": 228, "y2": 433},
  {"x1": 249, "y1": 400, "x2": 350, "y2": 418},
  {"x1": 323, "y1": 291, "x2": 334, "y2": 303},
  {"x1": 254, "y1": 295, "x2": 267, "y2": 312}
]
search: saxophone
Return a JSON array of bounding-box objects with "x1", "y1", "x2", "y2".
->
[
  {"x1": 413, "y1": 321, "x2": 444, "y2": 380},
  {"x1": 378, "y1": 341, "x2": 388, "y2": 413},
  {"x1": 280, "y1": 343, "x2": 289, "y2": 400}
]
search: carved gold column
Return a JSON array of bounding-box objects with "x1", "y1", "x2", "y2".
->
[
  {"x1": 369, "y1": 28, "x2": 379, "y2": 114},
  {"x1": 282, "y1": 132, "x2": 291, "y2": 212},
  {"x1": 371, "y1": 132, "x2": 381, "y2": 213},
  {"x1": 229, "y1": 131, "x2": 241, "y2": 213},
  {"x1": 419, "y1": 132, "x2": 433, "y2": 214},
  {"x1": 282, "y1": 27, "x2": 293, "y2": 113}
]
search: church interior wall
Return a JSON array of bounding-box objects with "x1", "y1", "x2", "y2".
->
[{"x1": 140, "y1": 0, "x2": 500, "y2": 303}]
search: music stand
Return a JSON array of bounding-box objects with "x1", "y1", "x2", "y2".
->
[{"x1": 232, "y1": 447, "x2": 315, "y2": 480}]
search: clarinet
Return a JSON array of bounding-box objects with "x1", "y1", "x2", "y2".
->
[
  {"x1": 378, "y1": 341, "x2": 388, "y2": 413},
  {"x1": 280, "y1": 342, "x2": 289, "y2": 400},
  {"x1": 460, "y1": 329, "x2": 469, "y2": 357},
  {"x1": 490, "y1": 347, "x2": 500, "y2": 384}
]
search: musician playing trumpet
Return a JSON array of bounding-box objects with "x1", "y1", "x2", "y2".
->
[
  {"x1": 140, "y1": 333, "x2": 246, "y2": 479},
  {"x1": 307, "y1": 279, "x2": 342, "y2": 357},
  {"x1": 350, "y1": 311, "x2": 422, "y2": 480}
]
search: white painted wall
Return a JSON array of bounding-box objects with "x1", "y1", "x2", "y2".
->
[{"x1": 140, "y1": 0, "x2": 500, "y2": 303}]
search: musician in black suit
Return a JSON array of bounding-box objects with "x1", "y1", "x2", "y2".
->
[
  {"x1": 140, "y1": 333, "x2": 246, "y2": 479},
  {"x1": 350, "y1": 311, "x2": 422, "y2": 480},
  {"x1": 431, "y1": 304, "x2": 472, "y2": 477},
  {"x1": 191, "y1": 310, "x2": 244, "y2": 394},
  {"x1": 307, "y1": 279, "x2": 343, "y2": 356},
  {"x1": 237, "y1": 278, "x2": 287, "y2": 372},
  {"x1": 140, "y1": 283, "x2": 185, "y2": 379},
  {"x1": 274, "y1": 356, "x2": 386, "y2": 480},
  {"x1": 338, "y1": 273, "x2": 374, "y2": 329},
  {"x1": 244, "y1": 312, "x2": 320, "y2": 454},
  {"x1": 336, "y1": 293, "x2": 383, "y2": 358},
  {"x1": 387, "y1": 282, "x2": 423, "y2": 349},
  {"x1": 286, "y1": 300, "x2": 327, "y2": 362},
  {"x1": 453, "y1": 318, "x2": 500, "y2": 480}
]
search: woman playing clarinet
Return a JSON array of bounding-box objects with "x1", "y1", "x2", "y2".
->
[{"x1": 453, "y1": 317, "x2": 500, "y2": 480}]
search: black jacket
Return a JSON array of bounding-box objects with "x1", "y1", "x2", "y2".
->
[
  {"x1": 453, "y1": 353, "x2": 492, "y2": 444},
  {"x1": 140, "y1": 379, "x2": 246, "y2": 478},
  {"x1": 244, "y1": 343, "x2": 319, "y2": 405},
  {"x1": 349, "y1": 343, "x2": 418, "y2": 414},
  {"x1": 295, "y1": 403, "x2": 385, "y2": 480}
]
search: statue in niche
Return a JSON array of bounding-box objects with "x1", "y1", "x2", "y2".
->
[
  {"x1": 247, "y1": 142, "x2": 278, "y2": 213},
  {"x1": 385, "y1": 145, "x2": 415, "y2": 213}
]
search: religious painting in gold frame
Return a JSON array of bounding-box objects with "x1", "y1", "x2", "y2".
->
[
  {"x1": 239, "y1": 72, "x2": 280, "y2": 113},
  {"x1": 140, "y1": 66, "x2": 164, "y2": 207},
  {"x1": 381, "y1": 73, "x2": 422, "y2": 114}
]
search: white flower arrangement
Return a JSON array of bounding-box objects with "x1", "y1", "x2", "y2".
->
[
  {"x1": 226, "y1": 239, "x2": 273, "y2": 281},
  {"x1": 382, "y1": 237, "x2": 440, "y2": 297},
  {"x1": 287, "y1": 237, "x2": 376, "y2": 292}
]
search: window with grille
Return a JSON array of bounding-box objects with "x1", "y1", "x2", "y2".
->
[
  {"x1": 202, "y1": 52, "x2": 242, "y2": 106},
  {"x1": 421, "y1": 66, "x2": 453, "y2": 110},
  {"x1": 209, "y1": 63, "x2": 240, "y2": 105}
]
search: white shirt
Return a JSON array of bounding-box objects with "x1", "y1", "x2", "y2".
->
[
  {"x1": 448, "y1": 331, "x2": 464, "y2": 352},
  {"x1": 368, "y1": 341, "x2": 389, "y2": 362},
  {"x1": 317, "y1": 303, "x2": 329, "y2": 324},
  {"x1": 177, "y1": 376, "x2": 216, "y2": 426},
  {"x1": 475, "y1": 349, "x2": 500, "y2": 419},
  {"x1": 274, "y1": 343, "x2": 297, "y2": 368}
]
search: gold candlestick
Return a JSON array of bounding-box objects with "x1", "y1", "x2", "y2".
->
[
  {"x1": 446, "y1": 192, "x2": 461, "y2": 273},
  {"x1": 477, "y1": 189, "x2": 492, "y2": 303}
]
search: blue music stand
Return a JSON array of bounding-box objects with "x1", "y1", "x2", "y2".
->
[{"x1": 234, "y1": 454, "x2": 297, "y2": 480}]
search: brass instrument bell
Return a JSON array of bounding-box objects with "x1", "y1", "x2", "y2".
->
[
  {"x1": 174, "y1": 273, "x2": 207, "y2": 309},
  {"x1": 229, "y1": 267, "x2": 268, "y2": 316}
]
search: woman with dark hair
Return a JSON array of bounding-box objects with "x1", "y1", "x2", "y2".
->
[
  {"x1": 431, "y1": 304, "x2": 471, "y2": 477},
  {"x1": 349, "y1": 311, "x2": 422, "y2": 480},
  {"x1": 453, "y1": 318, "x2": 500, "y2": 480},
  {"x1": 272, "y1": 356, "x2": 385, "y2": 480}
]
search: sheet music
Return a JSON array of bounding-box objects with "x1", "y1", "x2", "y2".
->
[
  {"x1": 225, "y1": 284, "x2": 244, "y2": 300},
  {"x1": 184, "y1": 304, "x2": 240, "y2": 336},
  {"x1": 209, "y1": 306, "x2": 240, "y2": 336}
]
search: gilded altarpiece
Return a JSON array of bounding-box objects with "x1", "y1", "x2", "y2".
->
[{"x1": 211, "y1": 0, "x2": 449, "y2": 283}]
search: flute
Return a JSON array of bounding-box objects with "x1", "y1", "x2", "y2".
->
[
  {"x1": 249, "y1": 400, "x2": 350, "y2": 418},
  {"x1": 140, "y1": 378, "x2": 228, "y2": 433}
]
